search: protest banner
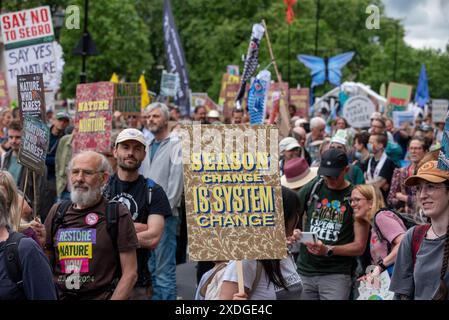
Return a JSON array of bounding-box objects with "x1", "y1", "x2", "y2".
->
[
  {"x1": 18, "y1": 116, "x2": 49, "y2": 176},
  {"x1": 114, "y1": 82, "x2": 141, "y2": 117},
  {"x1": 179, "y1": 124, "x2": 287, "y2": 261},
  {"x1": 386, "y1": 82, "x2": 412, "y2": 116},
  {"x1": 222, "y1": 83, "x2": 247, "y2": 122},
  {"x1": 17, "y1": 73, "x2": 45, "y2": 121},
  {"x1": 190, "y1": 92, "x2": 219, "y2": 113},
  {"x1": 1, "y1": 6, "x2": 63, "y2": 108},
  {"x1": 432, "y1": 99, "x2": 449, "y2": 124},
  {"x1": 0, "y1": 6, "x2": 54, "y2": 49},
  {"x1": 437, "y1": 111, "x2": 449, "y2": 172},
  {"x1": 289, "y1": 88, "x2": 309, "y2": 118},
  {"x1": 266, "y1": 82, "x2": 289, "y2": 114},
  {"x1": 342, "y1": 95, "x2": 375, "y2": 128},
  {"x1": 218, "y1": 73, "x2": 240, "y2": 106},
  {"x1": 73, "y1": 82, "x2": 114, "y2": 154},
  {"x1": 392, "y1": 111, "x2": 415, "y2": 128},
  {"x1": 0, "y1": 73, "x2": 10, "y2": 108},
  {"x1": 160, "y1": 70, "x2": 179, "y2": 97}
]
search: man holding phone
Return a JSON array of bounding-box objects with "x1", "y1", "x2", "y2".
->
[{"x1": 295, "y1": 148, "x2": 370, "y2": 300}]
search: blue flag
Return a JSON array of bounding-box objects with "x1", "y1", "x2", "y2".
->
[
  {"x1": 163, "y1": 0, "x2": 190, "y2": 117},
  {"x1": 414, "y1": 64, "x2": 429, "y2": 108}
]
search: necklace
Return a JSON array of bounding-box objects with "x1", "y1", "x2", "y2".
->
[{"x1": 431, "y1": 224, "x2": 444, "y2": 238}]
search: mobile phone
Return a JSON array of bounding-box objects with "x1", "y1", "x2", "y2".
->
[{"x1": 299, "y1": 232, "x2": 318, "y2": 244}]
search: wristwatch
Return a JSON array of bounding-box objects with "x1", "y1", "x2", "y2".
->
[
  {"x1": 325, "y1": 245, "x2": 334, "y2": 257},
  {"x1": 378, "y1": 260, "x2": 387, "y2": 272}
]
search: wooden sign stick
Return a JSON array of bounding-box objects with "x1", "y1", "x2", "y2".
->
[
  {"x1": 261, "y1": 19, "x2": 291, "y2": 137},
  {"x1": 33, "y1": 171, "x2": 38, "y2": 220},
  {"x1": 236, "y1": 260, "x2": 245, "y2": 295},
  {"x1": 18, "y1": 167, "x2": 29, "y2": 230}
]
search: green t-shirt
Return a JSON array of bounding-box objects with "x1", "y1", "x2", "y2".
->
[{"x1": 296, "y1": 177, "x2": 355, "y2": 276}]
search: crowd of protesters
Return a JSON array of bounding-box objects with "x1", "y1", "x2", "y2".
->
[{"x1": 0, "y1": 99, "x2": 448, "y2": 301}]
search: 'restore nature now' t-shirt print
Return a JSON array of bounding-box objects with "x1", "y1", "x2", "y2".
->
[{"x1": 44, "y1": 199, "x2": 138, "y2": 299}]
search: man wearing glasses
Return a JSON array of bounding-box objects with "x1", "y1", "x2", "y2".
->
[
  {"x1": 44, "y1": 151, "x2": 138, "y2": 300},
  {"x1": 294, "y1": 148, "x2": 369, "y2": 300}
]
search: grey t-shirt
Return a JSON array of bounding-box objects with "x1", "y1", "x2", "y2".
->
[{"x1": 390, "y1": 227, "x2": 449, "y2": 300}]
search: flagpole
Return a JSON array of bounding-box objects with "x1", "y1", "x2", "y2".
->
[{"x1": 288, "y1": 24, "x2": 291, "y2": 85}]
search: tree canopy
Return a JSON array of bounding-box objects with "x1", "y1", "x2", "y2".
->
[{"x1": 2, "y1": 0, "x2": 449, "y2": 100}]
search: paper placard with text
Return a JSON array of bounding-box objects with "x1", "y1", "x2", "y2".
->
[
  {"x1": 17, "y1": 73, "x2": 45, "y2": 121},
  {"x1": 18, "y1": 116, "x2": 49, "y2": 175},
  {"x1": 73, "y1": 82, "x2": 114, "y2": 154},
  {"x1": 180, "y1": 124, "x2": 287, "y2": 261},
  {"x1": 432, "y1": 99, "x2": 449, "y2": 124}
]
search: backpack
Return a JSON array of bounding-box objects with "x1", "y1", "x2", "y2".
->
[
  {"x1": 103, "y1": 177, "x2": 156, "y2": 207},
  {"x1": 3, "y1": 232, "x2": 26, "y2": 290},
  {"x1": 199, "y1": 261, "x2": 263, "y2": 300},
  {"x1": 49, "y1": 199, "x2": 121, "y2": 268},
  {"x1": 373, "y1": 208, "x2": 416, "y2": 253}
]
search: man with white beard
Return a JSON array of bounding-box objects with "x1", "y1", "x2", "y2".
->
[{"x1": 44, "y1": 151, "x2": 138, "y2": 300}]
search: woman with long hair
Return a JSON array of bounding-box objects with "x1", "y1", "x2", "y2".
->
[
  {"x1": 0, "y1": 191, "x2": 57, "y2": 299},
  {"x1": 0, "y1": 170, "x2": 46, "y2": 246},
  {"x1": 390, "y1": 161, "x2": 449, "y2": 300},
  {"x1": 351, "y1": 184, "x2": 407, "y2": 279}
]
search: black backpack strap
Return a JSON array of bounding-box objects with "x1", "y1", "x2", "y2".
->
[
  {"x1": 51, "y1": 200, "x2": 72, "y2": 241},
  {"x1": 106, "y1": 200, "x2": 119, "y2": 250},
  {"x1": 306, "y1": 177, "x2": 324, "y2": 207},
  {"x1": 4, "y1": 232, "x2": 26, "y2": 288}
]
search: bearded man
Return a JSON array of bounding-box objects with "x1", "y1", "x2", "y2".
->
[{"x1": 44, "y1": 151, "x2": 138, "y2": 300}]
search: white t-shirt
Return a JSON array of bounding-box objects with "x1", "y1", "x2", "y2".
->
[
  {"x1": 222, "y1": 260, "x2": 276, "y2": 300},
  {"x1": 275, "y1": 255, "x2": 302, "y2": 300}
]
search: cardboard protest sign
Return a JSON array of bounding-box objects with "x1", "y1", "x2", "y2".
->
[
  {"x1": 432, "y1": 99, "x2": 449, "y2": 124},
  {"x1": 342, "y1": 95, "x2": 375, "y2": 128},
  {"x1": 387, "y1": 82, "x2": 412, "y2": 116},
  {"x1": 0, "y1": 73, "x2": 10, "y2": 108},
  {"x1": 191, "y1": 92, "x2": 219, "y2": 113},
  {"x1": 0, "y1": 6, "x2": 54, "y2": 49},
  {"x1": 266, "y1": 82, "x2": 289, "y2": 114},
  {"x1": 17, "y1": 73, "x2": 45, "y2": 121},
  {"x1": 357, "y1": 271, "x2": 394, "y2": 300},
  {"x1": 160, "y1": 70, "x2": 179, "y2": 97},
  {"x1": 18, "y1": 116, "x2": 49, "y2": 175},
  {"x1": 437, "y1": 111, "x2": 449, "y2": 172},
  {"x1": 218, "y1": 73, "x2": 240, "y2": 107},
  {"x1": 222, "y1": 83, "x2": 247, "y2": 122},
  {"x1": 73, "y1": 82, "x2": 114, "y2": 154},
  {"x1": 114, "y1": 82, "x2": 141, "y2": 116},
  {"x1": 180, "y1": 124, "x2": 287, "y2": 261},
  {"x1": 392, "y1": 111, "x2": 415, "y2": 128},
  {"x1": 289, "y1": 88, "x2": 309, "y2": 118}
]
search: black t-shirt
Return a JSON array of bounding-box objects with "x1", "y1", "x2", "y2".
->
[
  {"x1": 104, "y1": 174, "x2": 172, "y2": 286},
  {"x1": 369, "y1": 156, "x2": 396, "y2": 201}
]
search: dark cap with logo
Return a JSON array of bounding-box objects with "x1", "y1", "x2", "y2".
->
[{"x1": 318, "y1": 148, "x2": 348, "y2": 178}]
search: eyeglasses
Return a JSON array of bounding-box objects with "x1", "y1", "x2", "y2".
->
[
  {"x1": 415, "y1": 183, "x2": 447, "y2": 194},
  {"x1": 350, "y1": 197, "x2": 367, "y2": 204},
  {"x1": 70, "y1": 169, "x2": 103, "y2": 177}
]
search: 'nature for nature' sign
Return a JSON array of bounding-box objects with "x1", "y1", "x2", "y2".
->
[
  {"x1": 73, "y1": 82, "x2": 114, "y2": 154},
  {"x1": 180, "y1": 124, "x2": 287, "y2": 261}
]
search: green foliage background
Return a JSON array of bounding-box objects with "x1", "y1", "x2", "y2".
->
[{"x1": 3, "y1": 0, "x2": 449, "y2": 100}]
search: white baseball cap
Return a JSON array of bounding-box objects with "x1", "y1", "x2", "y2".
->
[{"x1": 115, "y1": 128, "x2": 146, "y2": 147}]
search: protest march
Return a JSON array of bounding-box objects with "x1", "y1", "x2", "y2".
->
[{"x1": 1, "y1": 0, "x2": 449, "y2": 306}]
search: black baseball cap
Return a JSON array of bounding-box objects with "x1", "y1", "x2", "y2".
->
[{"x1": 318, "y1": 148, "x2": 348, "y2": 178}]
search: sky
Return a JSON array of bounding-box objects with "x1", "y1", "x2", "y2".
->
[{"x1": 382, "y1": 0, "x2": 449, "y2": 52}]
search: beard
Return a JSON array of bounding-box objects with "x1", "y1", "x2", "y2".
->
[
  {"x1": 148, "y1": 121, "x2": 166, "y2": 134},
  {"x1": 70, "y1": 182, "x2": 102, "y2": 208},
  {"x1": 117, "y1": 156, "x2": 142, "y2": 171}
]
